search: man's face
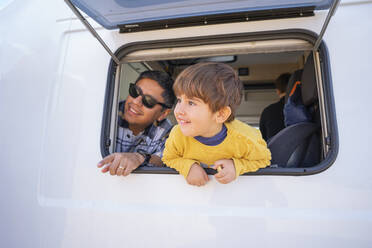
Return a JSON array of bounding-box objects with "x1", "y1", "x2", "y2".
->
[{"x1": 124, "y1": 78, "x2": 167, "y2": 132}]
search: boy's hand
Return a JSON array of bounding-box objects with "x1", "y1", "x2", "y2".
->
[
  {"x1": 212, "y1": 159, "x2": 236, "y2": 184},
  {"x1": 186, "y1": 163, "x2": 209, "y2": 186}
]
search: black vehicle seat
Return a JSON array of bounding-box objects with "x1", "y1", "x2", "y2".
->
[{"x1": 268, "y1": 53, "x2": 321, "y2": 168}]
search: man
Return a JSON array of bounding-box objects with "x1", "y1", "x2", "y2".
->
[
  {"x1": 259, "y1": 73, "x2": 291, "y2": 141},
  {"x1": 97, "y1": 71, "x2": 175, "y2": 176}
]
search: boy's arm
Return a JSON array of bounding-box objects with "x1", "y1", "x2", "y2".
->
[
  {"x1": 233, "y1": 157, "x2": 271, "y2": 176},
  {"x1": 162, "y1": 127, "x2": 199, "y2": 178},
  {"x1": 163, "y1": 154, "x2": 199, "y2": 179},
  {"x1": 233, "y1": 138, "x2": 271, "y2": 176}
]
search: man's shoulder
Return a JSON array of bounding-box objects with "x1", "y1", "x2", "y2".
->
[
  {"x1": 157, "y1": 118, "x2": 173, "y2": 132},
  {"x1": 143, "y1": 119, "x2": 172, "y2": 142}
]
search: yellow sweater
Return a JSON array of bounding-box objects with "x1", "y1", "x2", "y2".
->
[{"x1": 162, "y1": 119, "x2": 271, "y2": 178}]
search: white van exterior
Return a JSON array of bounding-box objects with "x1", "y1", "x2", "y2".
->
[{"x1": 1, "y1": 0, "x2": 372, "y2": 247}]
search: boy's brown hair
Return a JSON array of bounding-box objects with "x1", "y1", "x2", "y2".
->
[{"x1": 174, "y1": 62, "x2": 243, "y2": 122}]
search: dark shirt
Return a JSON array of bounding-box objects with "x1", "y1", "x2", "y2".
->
[{"x1": 259, "y1": 97, "x2": 285, "y2": 141}]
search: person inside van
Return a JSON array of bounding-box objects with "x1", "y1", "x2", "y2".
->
[
  {"x1": 162, "y1": 62, "x2": 271, "y2": 186},
  {"x1": 259, "y1": 73, "x2": 291, "y2": 141},
  {"x1": 97, "y1": 71, "x2": 176, "y2": 176}
]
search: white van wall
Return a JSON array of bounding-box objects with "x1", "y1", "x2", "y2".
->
[{"x1": 1, "y1": 0, "x2": 372, "y2": 247}]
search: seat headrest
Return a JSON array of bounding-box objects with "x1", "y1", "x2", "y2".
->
[
  {"x1": 301, "y1": 53, "x2": 318, "y2": 106},
  {"x1": 285, "y1": 69, "x2": 303, "y2": 103}
]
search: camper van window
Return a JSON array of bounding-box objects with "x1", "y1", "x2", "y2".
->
[{"x1": 101, "y1": 32, "x2": 338, "y2": 177}]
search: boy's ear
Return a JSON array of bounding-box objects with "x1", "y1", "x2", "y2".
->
[
  {"x1": 216, "y1": 106, "x2": 231, "y2": 123},
  {"x1": 157, "y1": 108, "x2": 171, "y2": 122}
]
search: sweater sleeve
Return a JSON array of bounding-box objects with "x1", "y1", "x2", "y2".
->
[
  {"x1": 162, "y1": 126, "x2": 199, "y2": 178},
  {"x1": 232, "y1": 135, "x2": 271, "y2": 177}
]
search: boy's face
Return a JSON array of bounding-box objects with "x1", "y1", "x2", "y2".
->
[{"x1": 174, "y1": 94, "x2": 222, "y2": 137}]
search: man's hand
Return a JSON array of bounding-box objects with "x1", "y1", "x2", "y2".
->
[
  {"x1": 186, "y1": 163, "x2": 209, "y2": 186},
  {"x1": 212, "y1": 159, "x2": 236, "y2": 184},
  {"x1": 97, "y1": 152, "x2": 145, "y2": 176}
]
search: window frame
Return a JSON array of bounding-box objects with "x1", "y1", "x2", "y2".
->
[{"x1": 100, "y1": 29, "x2": 339, "y2": 176}]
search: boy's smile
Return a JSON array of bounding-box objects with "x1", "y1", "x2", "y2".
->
[
  {"x1": 176, "y1": 116, "x2": 190, "y2": 125},
  {"x1": 174, "y1": 94, "x2": 223, "y2": 138}
]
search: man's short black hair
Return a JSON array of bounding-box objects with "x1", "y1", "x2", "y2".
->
[
  {"x1": 275, "y1": 73, "x2": 291, "y2": 94},
  {"x1": 135, "y1": 70, "x2": 176, "y2": 109}
]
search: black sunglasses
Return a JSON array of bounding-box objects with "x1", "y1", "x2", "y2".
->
[{"x1": 129, "y1": 83, "x2": 170, "y2": 109}]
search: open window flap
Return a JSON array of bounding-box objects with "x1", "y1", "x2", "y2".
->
[
  {"x1": 65, "y1": 0, "x2": 339, "y2": 64},
  {"x1": 69, "y1": 0, "x2": 336, "y2": 30},
  {"x1": 122, "y1": 39, "x2": 313, "y2": 63}
]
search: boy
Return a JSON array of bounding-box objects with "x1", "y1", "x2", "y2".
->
[{"x1": 162, "y1": 62, "x2": 271, "y2": 186}]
